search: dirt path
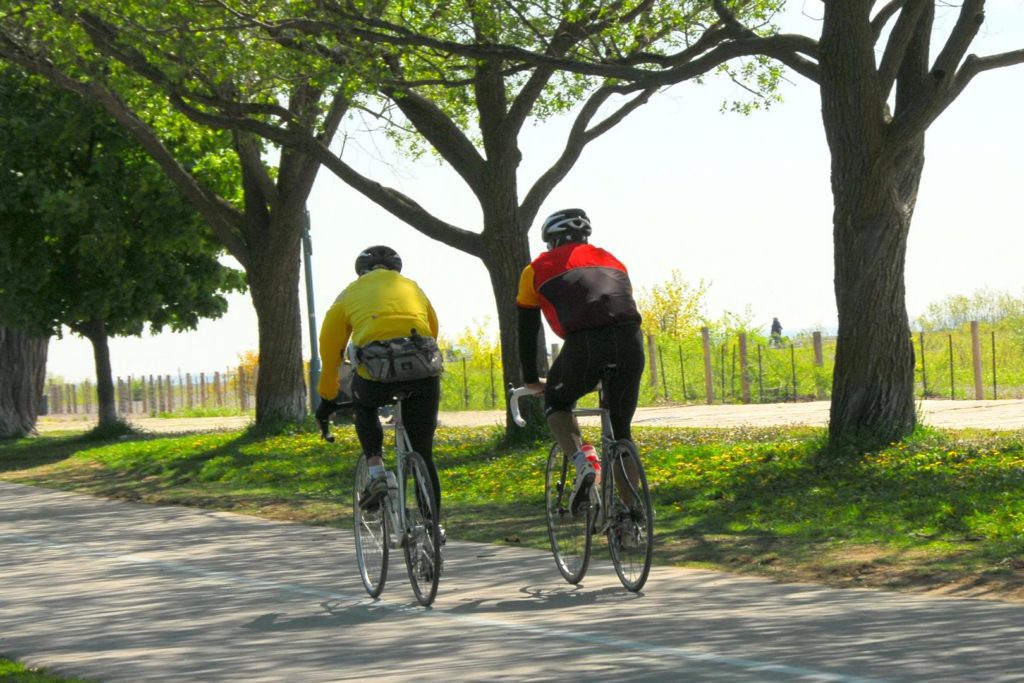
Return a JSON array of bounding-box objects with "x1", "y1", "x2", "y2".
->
[{"x1": 36, "y1": 399, "x2": 1024, "y2": 434}]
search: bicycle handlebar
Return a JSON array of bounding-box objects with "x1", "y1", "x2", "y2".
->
[{"x1": 508, "y1": 386, "x2": 544, "y2": 427}]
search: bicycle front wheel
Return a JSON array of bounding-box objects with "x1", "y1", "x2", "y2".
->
[
  {"x1": 545, "y1": 443, "x2": 593, "y2": 584},
  {"x1": 402, "y1": 451, "x2": 442, "y2": 606},
  {"x1": 606, "y1": 440, "x2": 654, "y2": 592},
  {"x1": 353, "y1": 454, "x2": 388, "y2": 598}
]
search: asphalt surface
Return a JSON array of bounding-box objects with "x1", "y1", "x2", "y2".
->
[{"x1": 4, "y1": 481, "x2": 1024, "y2": 682}]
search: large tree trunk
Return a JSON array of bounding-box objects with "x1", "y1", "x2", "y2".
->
[
  {"x1": 77, "y1": 319, "x2": 119, "y2": 428},
  {"x1": 820, "y1": 3, "x2": 932, "y2": 451},
  {"x1": 247, "y1": 211, "x2": 307, "y2": 425},
  {"x1": 827, "y1": 154, "x2": 922, "y2": 449},
  {"x1": 0, "y1": 326, "x2": 48, "y2": 438}
]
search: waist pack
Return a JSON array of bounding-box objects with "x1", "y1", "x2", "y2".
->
[{"x1": 354, "y1": 333, "x2": 444, "y2": 383}]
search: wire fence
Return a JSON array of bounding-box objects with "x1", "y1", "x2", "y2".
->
[{"x1": 42, "y1": 321, "x2": 1024, "y2": 417}]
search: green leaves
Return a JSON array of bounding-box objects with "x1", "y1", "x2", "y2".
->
[{"x1": 0, "y1": 66, "x2": 245, "y2": 340}]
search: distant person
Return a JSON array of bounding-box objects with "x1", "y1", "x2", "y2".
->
[
  {"x1": 314, "y1": 245, "x2": 443, "y2": 513},
  {"x1": 516, "y1": 208, "x2": 644, "y2": 512},
  {"x1": 770, "y1": 317, "x2": 783, "y2": 347}
]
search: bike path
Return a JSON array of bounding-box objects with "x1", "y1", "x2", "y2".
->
[{"x1": 2, "y1": 481, "x2": 1023, "y2": 682}]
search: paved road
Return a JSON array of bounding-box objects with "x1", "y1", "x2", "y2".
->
[
  {"x1": 35, "y1": 399, "x2": 1024, "y2": 434},
  {"x1": 4, "y1": 481, "x2": 1024, "y2": 682}
]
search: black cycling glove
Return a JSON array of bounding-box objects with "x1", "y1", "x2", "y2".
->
[{"x1": 315, "y1": 398, "x2": 339, "y2": 422}]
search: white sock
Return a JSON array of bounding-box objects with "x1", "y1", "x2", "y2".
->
[{"x1": 369, "y1": 463, "x2": 385, "y2": 477}]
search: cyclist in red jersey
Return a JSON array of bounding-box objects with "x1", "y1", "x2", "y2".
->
[{"x1": 516, "y1": 208, "x2": 645, "y2": 512}]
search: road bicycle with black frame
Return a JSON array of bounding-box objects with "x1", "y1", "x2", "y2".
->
[
  {"x1": 510, "y1": 364, "x2": 654, "y2": 592},
  {"x1": 318, "y1": 393, "x2": 443, "y2": 606}
]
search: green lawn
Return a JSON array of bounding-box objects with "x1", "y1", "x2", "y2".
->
[
  {"x1": 3, "y1": 422, "x2": 1024, "y2": 597},
  {"x1": 0, "y1": 657, "x2": 95, "y2": 683}
]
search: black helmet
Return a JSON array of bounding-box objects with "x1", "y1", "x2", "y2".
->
[
  {"x1": 541, "y1": 208, "x2": 591, "y2": 248},
  {"x1": 354, "y1": 245, "x2": 402, "y2": 276}
]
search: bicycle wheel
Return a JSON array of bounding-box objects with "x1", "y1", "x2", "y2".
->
[
  {"x1": 401, "y1": 451, "x2": 442, "y2": 606},
  {"x1": 544, "y1": 442, "x2": 593, "y2": 584},
  {"x1": 353, "y1": 454, "x2": 388, "y2": 598},
  {"x1": 606, "y1": 440, "x2": 654, "y2": 592}
]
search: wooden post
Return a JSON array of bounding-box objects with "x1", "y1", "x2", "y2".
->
[
  {"x1": 200, "y1": 373, "x2": 208, "y2": 407},
  {"x1": 991, "y1": 330, "x2": 998, "y2": 400},
  {"x1": 658, "y1": 346, "x2": 668, "y2": 399},
  {"x1": 237, "y1": 367, "x2": 245, "y2": 411},
  {"x1": 84, "y1": 380, "x2": 93, "y2": 414},
  {"x1": 646, "y1": 333, "x2": 658, "y2": 389},
  {"x1": 738, "y1": 333, "x2": 751, "y2": 404},
  {"x1": 918, "y1": 331, "x2": 928, "y2": 398},
  {"x1": 142, "y1": 376, "x2": 149, "y2": 414},
  {"x1": 813, "y1": 331, "x2": 825, "y2": 399},
  {"x1": 948, "y1": 334, "x2": 955, "y2": 400},
  {"x1": 790, "y1": 343, "x2": 798, "y2": 401},
  {"x1": 701, "y1": 326, "x2": 714, "y2": 404},
  {"x1": 116, "y1": 378, "x2": 124, "y2": 414},
  {"x1": 970, "y1": 321, "x2": 983, "y2": 399},
  {"x1": 214, "y1": 371, "x2": 223, "y2": 407},
  {"x1": 677, "y1": 346, "x2": 687, "y2": 401},
  {"x1": 186, "y1": 374, "x2": 194, "y2": 410},
  {"x1": 757, "y1": 345, "x2": 764, "y2": 403}
]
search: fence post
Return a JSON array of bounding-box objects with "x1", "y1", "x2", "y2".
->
[
  {"x1": 970, "y1": 320, "x2": 983, "y2": 399},
  {"x1": 919, "y1": 331, "x2": 928, "y2": 398},
  {"x1": 677, "y1": 346, "x2": 687, "y2": 401},
  {"x1": 701, "y1": 326, "x2": 714, "y2": 404},
  {"x1": 489, "y1": 353, "x2": 497, "y2": 408},
  {"x1": 790, "y1": 344, "x2": 798, "y2": 401},
  {"x1": 658, "y1": 346, "x2": 668, "y2": 399},
  {"x1": 647, "y1": 333, "x2": 658, "y2": 389},
  {"x1": 719, "y1": 344, "x2": 726, "y2": 403},
  {"x1": 738, "y1": 333, "x2": 750, "y2": 404},
  {"x1": 948, "y1": 334, "x2": 955, "y2": 400},
  {"x1": 186, "y1": 374, "x2": 194, "y2": 410},
  {"x1": 462, "y1": 357, "x2": 469, "y2": 409},
  {"x1": 992, "y1": 330, "x2": 998, "y2": 400},
  {"x1": 165, "y1": 374, "x2": 174, "y2": 413},
  {"x1": 813, "y1": 331, "x2": 826, "y2": 399},
  {"x1": 757, "y1": 345, "x2": 764, "y2": 403}
]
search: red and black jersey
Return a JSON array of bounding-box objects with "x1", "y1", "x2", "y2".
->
[{"x1": 516, "y1": 243, "x2": 641, "y2": 339}]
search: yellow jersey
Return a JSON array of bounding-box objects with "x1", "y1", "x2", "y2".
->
[{"x1": 317, "y1": 268, "x2": 438, "y2": 398}]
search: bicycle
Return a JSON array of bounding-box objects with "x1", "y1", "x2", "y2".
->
[
  {"x1": 318, "y1": 392, "x2": 443, "y2": 607},
  {"x1": 510, "y1": 365, "x2": 654, "y2": 592}
]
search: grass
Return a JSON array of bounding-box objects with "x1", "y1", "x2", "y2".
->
[
  {"x1": 3, "y1": 423, "x2": 1024, "y2": 599},
  {"x1": 0, "y1": 656, "x2": 95, "y2": 682}
]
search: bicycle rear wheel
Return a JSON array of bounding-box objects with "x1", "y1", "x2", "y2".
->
[
  {"x1": 353, "y1": 454, "x2": 388, "y2": 598},
  {"x1": 606, "y1": 440, "x2": 654, "y2": 592},
  {"x1": 402, "y1": 451, "x2": 442, "y2": 606},
  {"x1": 544, "y1": 442, "x2": 593, "y2": 584}
]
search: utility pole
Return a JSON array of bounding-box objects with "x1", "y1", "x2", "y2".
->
[{"x1": 302, "y1": 209, "x2": 321, "y2": 412}]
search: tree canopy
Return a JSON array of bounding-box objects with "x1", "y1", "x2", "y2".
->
[{"x1": 0, "y1": 66, "x2": 245, "y2": 425}]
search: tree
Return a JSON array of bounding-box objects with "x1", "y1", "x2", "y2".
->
[
  {"x1": 544, "y1": 1, "x2": 1022, "y2": 449},
  {"x1": 0, "y1": 67, "x2": 245, "y2": 428},
  {"x1": 771, "y1": 2, "x2": 1023, "y2": 449},
  {"x1": 638, "y1": 270, "x2": 709, "y2": 343},
  {"x1": 171, "y1": 0, "x2": 788, "y2": 426},
  {"x1": 0, "y1": 2, "x2": 343, "y2": 425},
  {"x1": 0, "y1": 326, "x2": 47, "y2": 438}
]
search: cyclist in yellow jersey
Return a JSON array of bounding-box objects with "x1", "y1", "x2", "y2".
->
[{"x1": 315, "y1": 246, "x2": 442, "y2": 513}]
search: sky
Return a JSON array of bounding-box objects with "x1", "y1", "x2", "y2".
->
[{"x1": 44, "y1": 2, "x2": 1024, "y2": 383}]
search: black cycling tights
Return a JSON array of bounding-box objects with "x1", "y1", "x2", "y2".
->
[
  {"x1": 544, "y1": 323, "x2": 645, "y2": 442},
  {"x1": 351, "y1": 374, "x2": 441, "y2": 514}
]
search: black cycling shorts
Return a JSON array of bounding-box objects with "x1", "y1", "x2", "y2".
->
[{"x1": 544, "y1": 322, "x2": 645, "y2": 441}]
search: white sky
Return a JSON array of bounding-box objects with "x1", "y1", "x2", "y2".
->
[{"x1": 45, "y1": 3, "x2": 1024, "y2": 382}]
